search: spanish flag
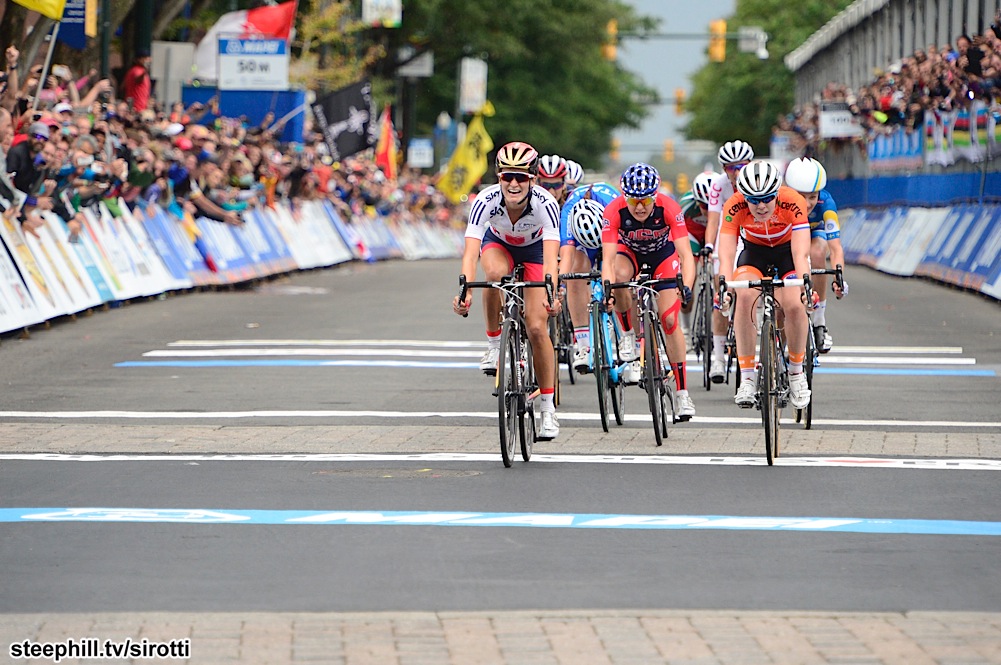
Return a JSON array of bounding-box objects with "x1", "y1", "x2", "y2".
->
[
  {"x1": 374, "y1": 104, "x2": 398, "y2": 181},
  {"x1": 12, "y1": 0, "x2": 67, "y2": 21},
  {"x1": 438, "y1": 101, "x2": 495, "y2": 204}
]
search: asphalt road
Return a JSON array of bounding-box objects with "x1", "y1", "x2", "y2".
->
[{"x1": 1, "y1": 259, "x2": 1000, "y2": 620}]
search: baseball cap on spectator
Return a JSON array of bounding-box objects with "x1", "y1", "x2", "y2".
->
[
  {"x1": 889, "y1": 61, "x2": 902, "y2": 74},
  {"x1": 163, "y1": 122, "x2": 185, "y2": 137},
  {"x1": 28, "y1": 122, "x2": 50, "y2": 139},
  {"x1": 174, "y1": 136, "x2": 194, "y2": 151},
  {"x1": 54, "y1": 102, "x2": 74, "y2": 115}
]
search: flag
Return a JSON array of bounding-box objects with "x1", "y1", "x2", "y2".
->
[
  {"x1": 12, "y1": 0, "x2": 67, "y2": 21},
  {"x1": 192, "y1": 0, "x2": 297, "y2": 82},
  {"x1": 311, "y1": 80, "x2": 377, "y2": 161},
  {"x1": 374, "y1": 105, "x2": 398, "y2": 181},
  {"x1": 438, "y1": 105, "x2": 494, "y2": 204}
]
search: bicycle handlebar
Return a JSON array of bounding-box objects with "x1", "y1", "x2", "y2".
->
[
  {"x1": 558, "y1": 271, "x2": 602, "y2": 282},
  {"x1": 811, "y1": 265, "x2": 846, "y2": 298},
  {"x1": 457, "y1": 274, "x2": 555, "y2": 319}
]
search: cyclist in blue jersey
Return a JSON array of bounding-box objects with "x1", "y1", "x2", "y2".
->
[
  {"x1": 558, "y1": 181, "x2": 620, "y2": 370},
  {"x1": 783, "y1": 157, "x2": 847, "y2": 354}
]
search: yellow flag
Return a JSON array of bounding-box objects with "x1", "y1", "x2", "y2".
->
[
  {"x1": 438, "y1": 112, "x2": 494, "y2": 204},
  {"x1": 12, "y1": 0, "x2": 67, "y2": 21}
]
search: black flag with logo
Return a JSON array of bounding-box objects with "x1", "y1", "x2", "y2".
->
[{"x1": 311, "y1": 80, "x2": 378, "y2": 161}]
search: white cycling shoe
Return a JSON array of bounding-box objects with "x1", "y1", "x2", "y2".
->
[
  {"x1": 676, "y1": 392, "x2": 695, "y2": 421},
  {"x1": 538, "y1": 410, "x2": 559, "y2": 440},
  {"x1": 789, "y1": 372, "x2": 811, "y2": 409},
  {"x1": 709, "y1": 358, "x2": 727, "y2": 384},
  {"x1": 479, "y1": 346, "x2": 499, "y2": 375},
  {"x1": 735, "y1": 380, "x2": 756, "y2": 408},
  {"x1": 617, "y1": 330, "x2": 638, "y2": 361},
  {"x1": 572, "y1": 346, "x2": 591, "y2": 373},
  {"x1": 622, "y1": 361, "x2": 642, "y2": 385}
]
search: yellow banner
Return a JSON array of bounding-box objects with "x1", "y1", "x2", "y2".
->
[
  {"x1": 438, "y1": 112, "x2": 494, "y2": 205},
  {"x1": 12, "y1": 0, "x2": 68, "y2": 21},
  {"x1": 85, "y1": 0, "x2": 97, "y2": 37}
]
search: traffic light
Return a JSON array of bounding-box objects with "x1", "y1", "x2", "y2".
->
[
  {"x1": 610, "y1": 138, "x2": 621, "y2": 162},
  {"x1": 602, "y1": 19, "x2": 618, "y2": 61},
  {"x1": 674, "y1": 88, "x2": 686, "y2": 115},
  {"x1": 676, "y1": 173, "x2": 690, "y2": 194},
  {"x1": 709, "y1": 19, "x2": 727, "y2": 62},
  {"x1": 663, "y1": 139, "x2": 674, "y2": 163}
]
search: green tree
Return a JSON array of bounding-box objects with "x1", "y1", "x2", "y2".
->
[
  {"x1": 684, "y1": 0, "x2": 853, "y2": 154},
  {"x1": 381, "y1": 0, "x2": 659, "y2": 168}
]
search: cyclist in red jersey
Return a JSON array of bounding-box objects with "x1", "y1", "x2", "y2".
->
[
  {"x1": 717, "y1": 161, "x2": 812, "y2": 410},
  {"x1": 600, "y1": 163, "x2": 697, "y2": 421}
]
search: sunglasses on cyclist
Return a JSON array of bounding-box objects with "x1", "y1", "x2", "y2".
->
[
  {"x1": 724, "y1": 163, "x2": 748, "y2": 173},
  {"x1": 538, "y1": 180, "x2": 564, "y2": 190},
  {"x1": 499, "y1": 172, "x2": 532, "y2": 183},
  {"x1": 625, "y1": 195, "x2": 655, "y2": 207},
  {"x1": 745, "y1": 193, "x2": 777, "y2": 205}
]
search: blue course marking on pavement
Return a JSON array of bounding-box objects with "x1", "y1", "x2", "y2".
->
[
  {"x1": 114, "y1": 360, "x2": 996, "y2": 376},
  {"x1": 4, "y1": 508, "x2": 1001, "y2": 536}
]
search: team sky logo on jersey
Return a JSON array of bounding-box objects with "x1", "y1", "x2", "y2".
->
[{"x1": 483, "y1": 189, "x2": 501, "y2": 204}]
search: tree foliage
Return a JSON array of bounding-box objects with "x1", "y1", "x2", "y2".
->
[
  {"x1": 379, "y1": 0, "x2": 659, "y2": 168},
  {"x1": 684, "y1": 0, "x2": 853, "y2": 155}
]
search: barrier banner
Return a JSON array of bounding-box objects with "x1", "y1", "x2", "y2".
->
[
  {"x1": 0, "y1": 213, "x2": 65, "y2": 321},
  {"x1": 245, "y1": 208, "x2": 298, "y2": 274},
  {"x1": 119, "y1": 203, "x2": 185, "y2": 294},
  {"x1": 874, "y1": 207, "x2": 949, "y2": 277},
  {"x1": 0, "y1": 228, "x2": 46, "y2": 332},
  {"x1": 134, "y1": 206, "x2": 195, "y2": 289}
]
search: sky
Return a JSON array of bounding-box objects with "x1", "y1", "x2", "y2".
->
[{"x1": 614, "y1": 0, "x2": 737, "y2": 160}]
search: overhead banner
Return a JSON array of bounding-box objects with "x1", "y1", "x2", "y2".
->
[{"x1": 218, "y1": 38, "x2": 289, "y2": 91}]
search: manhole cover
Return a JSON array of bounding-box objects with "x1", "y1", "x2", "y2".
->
[{"x1": 311, "y1": 468, "x2": 482, "y2": 479}]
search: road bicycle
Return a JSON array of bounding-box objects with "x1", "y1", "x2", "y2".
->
[
  {"x1": 795, "y1": 266, "x2": 844, "y2": 430},
  {"x1": 458, "y1": 270, "x2": 555, "y2": 467},
  {"x1": 560, "y1": 270, "x2": 627, "y2": 432},
  {"x1": 720, "y1": 269, "x2": 810, "y2": 465},
  {"x1": 608, "y1": 270, "x2": 681, "y2": 447},
  {"x1": 691, "y1": 250, "x2": 715, "y2": 391},
  {"x1": 554, "y1": 295, "x2": 577, "y2": 389}
]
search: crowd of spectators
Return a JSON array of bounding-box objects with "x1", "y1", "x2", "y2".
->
[
  {"x1": 0, "y1": 45, "x2": 460, "y2": 249},
  {"x1": 774, "y1": 19, "x2": 1001, "y2": 156}
]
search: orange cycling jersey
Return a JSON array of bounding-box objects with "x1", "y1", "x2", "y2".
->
[{"x1": 720, "y1": 186, "x2": 810, "y2": 247}]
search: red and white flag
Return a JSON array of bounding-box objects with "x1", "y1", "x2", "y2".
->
[{"x1": 192, "y1": 0, "x2": 297, "y2": 82}]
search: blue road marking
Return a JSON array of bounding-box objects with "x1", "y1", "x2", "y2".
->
[
  {"x1": 114, "y1": 360, "x2": 996, "y2": 377},
  {"x1": 5, "y1": 508, "x2": 1001, "y2": 536}
]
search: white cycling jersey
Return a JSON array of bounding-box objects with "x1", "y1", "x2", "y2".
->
[
  {"x1": 465, "y1": 184, "x2": 561, "y2": 246},
  {"x1": 707, "y1": 172, "x2": 736, "y2": 214}
]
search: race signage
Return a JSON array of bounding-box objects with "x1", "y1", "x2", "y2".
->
[{"x1": 217, "y1": 37, "x2": 289, "y2": 91}]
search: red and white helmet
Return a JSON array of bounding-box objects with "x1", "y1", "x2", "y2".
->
[{"x1": 538, "y1": 154, "x2": 568, "y2": 179}]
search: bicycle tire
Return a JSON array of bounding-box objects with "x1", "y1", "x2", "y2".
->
[
  {"x1": 656, "y1": 319, "x2": 676, "y2": 432},
  {"x1": 760, "y1": 316, "x2": 780, "y2": 465},
  {"x1": 802, "y1": 321, "x2": 815, "y2": 429},
  {"x1": 561, "y1": 306, "x2": 577, "y2": 385},
  {"x1": 696, "y1": 274, "x2": 713, "y2": 391},
  {"x1": 608, "y1": 314, "x2": 625, "y2": 426},
  {"x1": 643, "y1": 311, "x2": 667, "y2": 447},
  {"x1": 520, "y1": 330, "x2": 535, "y2": 462},
  {"x1": 497, "y1": 321, "x2": 520, "y2": 468},
  {"x1": 591, "y1": 305, "x2": 611, "y2": 432}
]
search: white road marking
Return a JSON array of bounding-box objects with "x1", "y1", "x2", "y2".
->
[
  {"x1": 0, "y1": 409, "x2": 997, "y2": 429},
  {"x1": 1, "y1": 452, "x2": 999, "y2": 470}
]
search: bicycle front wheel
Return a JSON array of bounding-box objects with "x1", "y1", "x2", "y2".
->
[
  {"x1": 590, "y1": 305, "x2": 610, "y2": 432},
  {"x1": 560, "y1": 306, "x2": 576, "y2": 385},
  {"x1": 643, "y1": 311, "x2": 668, "y2": 447},
  {"x1": 520, "y1": 331, "x2": 536, "y2": 462},
  {"x1": 759, "y1": 317, "x2": 781, "y2": 465},
  {"x1": 497, "y1": 321, "x2": 520, "y2": 468},
  {"x1": 608, "y1": 314, "x2": 625, "y2": 426},
  {"x1": 696, "y1": 280, "x2": 713, "y2": 391},
  {"x1": 801, "y1": 321, "x2": 816, "y2": 430}
]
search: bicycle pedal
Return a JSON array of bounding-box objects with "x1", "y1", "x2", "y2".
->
[
  {"x1": 482, "y1": 368, "x2": 497, "y2": 377},
  {"x1": 676, "y1": 414, "x2": 691, "y2": 423}
]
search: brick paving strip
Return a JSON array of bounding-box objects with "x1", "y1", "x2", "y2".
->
[{"x1": 3, "y1": 423, "x2": 1000, "y2": 664}]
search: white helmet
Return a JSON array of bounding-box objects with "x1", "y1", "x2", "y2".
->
[
  {"x1": 736, "y1": 161, "x2": 783, "y2": 198},
  {"x1": 564, "y1": 160, "x2": 584, "y2": 185},
  {"x1": 717, "y1": 140, "x2": 754, "y2": 166},
  {"x1": 692, "y1": 171, "x2": 715, "y2": 204},
  {"x1": 783, "y1": 157, "x2": 827, "y2": 193},
  {"x1": 569, "y1": 199, "x2": 605, "y2": 249},
  {"x1": 537, "y1": 154, "x2": 567, "y2": 179}
]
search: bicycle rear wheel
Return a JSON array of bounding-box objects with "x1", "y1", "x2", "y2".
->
[
  {"x1": 696, "y1": 278, "x2": 713, "y2": 391},
  {"x1": 643, "y1": 311, "x2": 668, "y2": 447},
  {"x1": 759, "y1": 317, "x2": 781, "y2": 465},
  {"x1": 560, "y1": 306, "x2": 576, "y2": 385},
  {"x1": 590, "y1": 305, "x2": 611, "y2": 432},
  {"x1": 497, "y1": 321, "x2": 520, "y2": 468},
  {"x1": 797, "y1": 322, "x2": 816, "y2": 429}
]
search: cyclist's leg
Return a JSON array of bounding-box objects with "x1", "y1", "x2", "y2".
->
[
  {"x1": 479, "y1": 240, "x2": 514, "y2": 371},
  {"x1": 523, "y1": 261, "x2": 557, "y2": 427},
  {"x1": 652, "y1": 254, "x2": 687, "y2": 387},
  {"x1": 809, "y1": 233, "x2": 832, "y2": 352},
  {"x1": 567, "y1": 249, "x2": 592, "y2": 358},
  {"x1": 611, "y1": 248, "x2": 640, "y2": 369}
]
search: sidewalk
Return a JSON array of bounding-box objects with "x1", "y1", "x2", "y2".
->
[{"x1": 3, "y1": 422, "x2": 1000, "y2": 665}]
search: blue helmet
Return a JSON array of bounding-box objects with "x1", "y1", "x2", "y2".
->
[{"x1": 619, "y1": 162, "x2": 661, "y2": 197}]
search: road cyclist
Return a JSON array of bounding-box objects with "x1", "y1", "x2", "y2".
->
[
  {"x1": 452, "y1": 141, "x2": 562, "y2": 440},
  {"x1": 702, "y1": 140, "x2": 755, "y2": 385},
  {"x1": 679, "y1": 171, "x2": 718, "y2": 389},
  {"x1": 716, "y1": 160, "x2": 813, "y2": 412},
  {"x1": 559, "y1": 181, "x2": 621, "y2": 373},
  {"x1": 600, "y1": 162, "x2": 697, "y2": 422},
  {"x1": 782, "y1": 157, "x2": 848, "y2": 353}
]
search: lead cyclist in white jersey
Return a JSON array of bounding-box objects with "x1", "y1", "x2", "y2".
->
[
  {"x1": 701, "y1": 139, "x2": 754, "y2": 384},
  {"x1": 453, "y1": 141, "x2": 562, "y2": 440}
]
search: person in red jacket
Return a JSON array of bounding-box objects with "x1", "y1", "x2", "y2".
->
[{"x1": 122, "y1": 49, "x2": 153, "y2": 112}]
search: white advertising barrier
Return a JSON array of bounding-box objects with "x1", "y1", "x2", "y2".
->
[
  {"x1": 875, "y1": 207, "x2": 950, "y2": 277},
  {"x1": 0, "y1": 212, "x2": 66, "y2": 322},
  {"x1": 98, "y1": 203, "x2": 168, "y2": 298},
  {"x1": 36, "y1": 213, "x2": 104, "y2": 313},
  {"x1": 79, "y1": 206, "x2": 145, "y2": 301},
  {"x1": 296, "y1": 200, "x2": 355, "y2": 267},
  {"x1": 118, "y1": 202, "x2": 188, "y2": 293},
  {"x1": 268, "y1": 203, "x2": 324, "y2": 269},
  {"x1": 0, "y1": 219, "x2": 46, "y2": 333}
]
